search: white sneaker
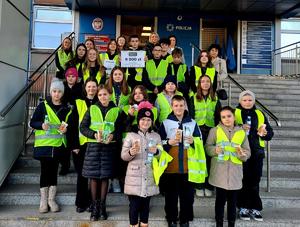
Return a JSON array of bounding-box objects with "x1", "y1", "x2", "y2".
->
[
  {"x1": 239, "y1": 208, "x2": 251, "y2": 221},
  {"x1": 204, "y1": 189, "x2": 213, "y2": 197},
  {"x1": 195, "y1": 189, "x2": 204, "y2": 197},
  {"x1": 249, "y1": 209, "x2": 263, "y2": 221}
]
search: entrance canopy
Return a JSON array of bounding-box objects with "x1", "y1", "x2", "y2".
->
[{"x1": 65, "y1": 0, "x2": 300, "y2": 18}]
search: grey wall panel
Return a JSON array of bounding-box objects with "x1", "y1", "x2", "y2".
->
[
  {"x1": 0, "y1": 0, "x2": 30, "y2": 69},
  {"x1": 9, "y1": 0, "x2": 31, "y2": 19},
  {"x1": 0, "y1": 124, "x2": 24, "y2": 185}
]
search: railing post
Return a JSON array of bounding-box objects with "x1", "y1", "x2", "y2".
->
[
  {"x1": 267, "y1": 116, "x2": 271, "y2": 192},
  {"x1": 191, "y1": 46, "x2": 194, "y2": 66},
  {"x1": 228, "y1": 81, "x2": 232, "y2": 106},
  {"x1": 296, "y1": 45, "x2": 299, "y2": 77},
  {"x1": 43, "y1": 64, "x2": 49, "y2": 99}
]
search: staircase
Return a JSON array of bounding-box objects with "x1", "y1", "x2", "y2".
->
[{"x1": 0, "y1": 74, "x2": 300, "y2": 226}]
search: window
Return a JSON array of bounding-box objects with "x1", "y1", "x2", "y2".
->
[{"x1": 33, "y1": 6, "x2": 73, "y2": 49}]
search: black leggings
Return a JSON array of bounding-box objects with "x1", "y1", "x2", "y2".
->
[
  {"x1": 215, "y1": 187, "x2": 238, "y2": 223},
  {"x1": 40, "y1": 158, "x2": 59, "y2": 188},
  {"x1": 128, "y1": 195, "x2": 151, "y2": 225}
]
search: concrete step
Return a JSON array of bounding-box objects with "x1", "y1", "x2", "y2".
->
[
  {"x1": 229, "y1": 92, "x2": 300, "y2": 101},
  {"x1": 0, "y1": 184, "x2": 299, "y2": 208},
  {"x1": 1, "y1": 205, "x2": 300, "y2": 227},
  {"x1": 228, "y1": 99, "x2": 300, "y2": 107},
  {"x1": 273, "y1": 128, "x2": 300, "y2": 137},
  {"x1": 271, "y1": 138, "x2": 299, "y2": 146},
  {"x1": 261, "y1": 171, "x2": 300, "y2": 189},
  {"x1": 230, "y1": 87, "x2": 300, "y2": 95},
  {"x1": 271, "y1": 146, "x2": 300, "y2": 158}
]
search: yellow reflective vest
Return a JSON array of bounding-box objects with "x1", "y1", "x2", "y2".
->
[
  {"x1": 75, "y1": 99, "x2": 93, "y2": 145},
  {"x1": 110, "y1": 87, "x2": 130, "y2": 109},
  {"x1": 170, "y1": 63, "x2": 187, "y2": 83},
  {"x1": 100, "y1": 52, "x2": 119, "y2": 66},
  {"x1": 146, "y1": 59, "x2": 168, "y2": 87},
  {"x1": 216, "y1": 126, "x2": 246, "y2": 165},
  {"x1": 193, "y1": 95, "x2": 218, "y2": 127},
  {"x1": 34, "y1": 101, "x2": 72, "y2": 148},
  {"x1": 152, "y1": 146, "x2": 173, "y2": 185},
  {"x1": 88, "y1": 105, "x2": 120, "y2": 142},
  {"x1": 83, "y1": 68, "x2": 103, "y2": 84},
  {"x1": 156, "y1": 91, "x2": 182, "y2": 123},
  {"x1": 234, "y1": 108, "x2": 265, "y2": 148},
  {"x1": 194, "y1": 66, "x2": 216, "y2": 87},
  {"x1": 57, "y1": 49, "x2": 73, "y2": 71},
  {"x1": 187, "y1": 137, "x2": 207, "y2": 183}
]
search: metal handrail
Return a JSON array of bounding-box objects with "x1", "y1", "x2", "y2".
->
[
  {"x1": 273, "y1": 40, "x2": 300, "y2": 53},
  {"x1": 0, "y1": 32, "x2": 75, "y2": 119},
  {"x1": 227, "y1": 75, "x2": 281, "y2": 127}
]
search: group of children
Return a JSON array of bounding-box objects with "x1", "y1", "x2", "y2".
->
[{"x1": 30, "y1": 33, "x2": 274, "y2": 227}]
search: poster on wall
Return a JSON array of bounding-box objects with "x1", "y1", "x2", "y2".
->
[
  {"x1": 241, "y1": 21, "x2": 272, "y2": 70},
  {"x1": 84, "y1": 34, "x2": 110, "y2": 52}
]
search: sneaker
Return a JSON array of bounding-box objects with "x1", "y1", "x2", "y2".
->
[
  {"x1": 249, "y1": 209, "x2": 263, "y2": 221},
  {"x1": 195, "y1": 189, "x2": 204, "y2": 197},
  {"x1": 204, "y1": 189, "x2": 213, "y2": 197},
  {"x1": 239, "y1": 208, "x2": 251, "y2": 221}
]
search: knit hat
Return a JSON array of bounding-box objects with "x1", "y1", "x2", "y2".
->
[
  {"x1": 65, "y1": 67, "x2": 78, "y2": 79},
  {"x1": 239, "y1": 90, "x2": 255, "y2": 103},
  {"x1": 137, "y1": 101, "x2": 154, "y2": 123},
  {"x1": 163, "y1": 75, "x2": 177, "y2": 88},
  {"x1": 50, "y1": 78, "x2": 64, "y2": 94}
]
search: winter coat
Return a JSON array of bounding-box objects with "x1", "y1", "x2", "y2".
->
[
  {"x1": 235, "y1": 104, "x2": 274, "y2": 159},
  {"x1": 29, "y1": 97, "x2": 75, "y2": 159},
  {"x1": 205, "y1": 123, "x2": 250, "y2": 190},
  {"x1": 121, "y1": 130, "x2": 161, "y2": 197},
  {"x1": 80, "y1": 101, "x2": 123, "y2": 179}
]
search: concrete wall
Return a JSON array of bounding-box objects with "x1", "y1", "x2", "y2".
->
[{"x1": 0, "y1": 0, "x2": 31, "y2": 186}]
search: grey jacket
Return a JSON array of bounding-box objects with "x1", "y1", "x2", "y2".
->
[
  {"x1": 121, "y1": 130, "x2": 162, "y2": 197},
  {"x1": 205, "y1": 124, "x2": 250, "y2": 190}
]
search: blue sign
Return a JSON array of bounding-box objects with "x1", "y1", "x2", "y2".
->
[
  {"x1": 241, "y1": 21, "x2": 273, "y2": 74},
  {"x1": 157, "y1": 15, "x2": 200, "y2": 67}
]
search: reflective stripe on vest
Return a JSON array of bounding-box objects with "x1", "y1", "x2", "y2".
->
[
  {"x1": 171, "y1": 64, "x2": 187, "y2": 83},
  {"x1": 75, "y1": 99, "x2": 92, "y2": 145},
  {"x1": 194, "y1": 66, "x2": 216, "y2": 87},
  {"x1": 34, "y1": 101, "x2": 71, "y2": 148},
  {"x1": 156, "y1": 91, "x2": 182, "y2": 123},
  {"x1": 216, "y1": 126, "x2": 246, "y2": 165},
  {"x1": 89, "y1": 105, "x2": 120, "y2": 142},
  {"x1": 146, "y1": 59, "x2": 168, "y2": 86},
  {"x1": 110, "y1": 87, "x2": 130, "y2": 109},
  {"x1": 235, "y1": 108, "x2": 265, "y2": 148},
  {"x1": 100, "y1": 53, "x2": 119, "y2": 66},
  {"x1": 187, "y1": 137, "x2": 207, "y2": 183},
  {"x1": 83, "y1": 69, "x2": 102, "y2": 84},
  {"x1": 193, "y1": 95, "x2": 217, "y2": 127},
  {"x1": 57, "y1": 49, "x2": 73, "y2": 71}
]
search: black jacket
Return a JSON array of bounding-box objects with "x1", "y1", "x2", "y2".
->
[
  {"x1": 80, "y1": 101, "x2": 124, "y2": 179},
  {"x1": 236, "y1": 104, "x2": 274, "y2": 157}
]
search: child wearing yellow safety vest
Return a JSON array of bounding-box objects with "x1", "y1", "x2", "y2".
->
[
  {"x1": 71, "y1": 78, "x2": 98, "y2": 213},
  {"x1": 189, "y1": 74, "x2": 221, "y2": 197},
  {"x1": 189, "y1": 50, "x2": 217, "y2": 93},
  {"x1": 154, "y1": 75, "x2": 184, "y2": 124},
  {"x1": 30, "y1": 78, "x2": 74, "y2": 214},
  {"x1": 106, "y1": 66, "x2": 130, "y2": 109},
  {"x1": 55, "y1": 37, "x2": 74, "y2": 79},
  {"x1": 121, "y1": 106, "x2": 171, "y2": 227},
  {"x1": 80, "y1": 84, "x2": 124, "y2": 221},
  {"x1": 159, "y1": 95, "x2": 206, "y2": 227},
  {"x1": 235, "y1": 90, "x2": 273, "y2": 222},
  {"x1": 205, "y1": 106, "x2": 250, "y2": 227}
]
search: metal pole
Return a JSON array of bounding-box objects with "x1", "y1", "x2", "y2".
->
[
  {"x1": 228, "y1": 82, "x2": 232, "y2": 106},
  {"x1": 43, "y1": 64, "x2": 49, "y2": 99},
  {"x1": 191, "y1": 46, "x2": 195, "y2": 66},
  {"x1": 296, "y1": 45, "x2": 299, "y2": 77},
  {"x1": 267, "y1": 116, "x2": 271, "y2": 192}
]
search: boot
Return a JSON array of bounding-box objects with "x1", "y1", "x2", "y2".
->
[
  {"x1": 39, "y1": 187, "x2": 49, "y2": 213},
  {"x1": 99, "y1": 200, "x2": 108, "y2": 220},
  {"x1": 90, "y1": 200, "x2": 100, "y2": 221},
  {"x1": 48, "y1": 186, "x2": 60, "y2": 212}
]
